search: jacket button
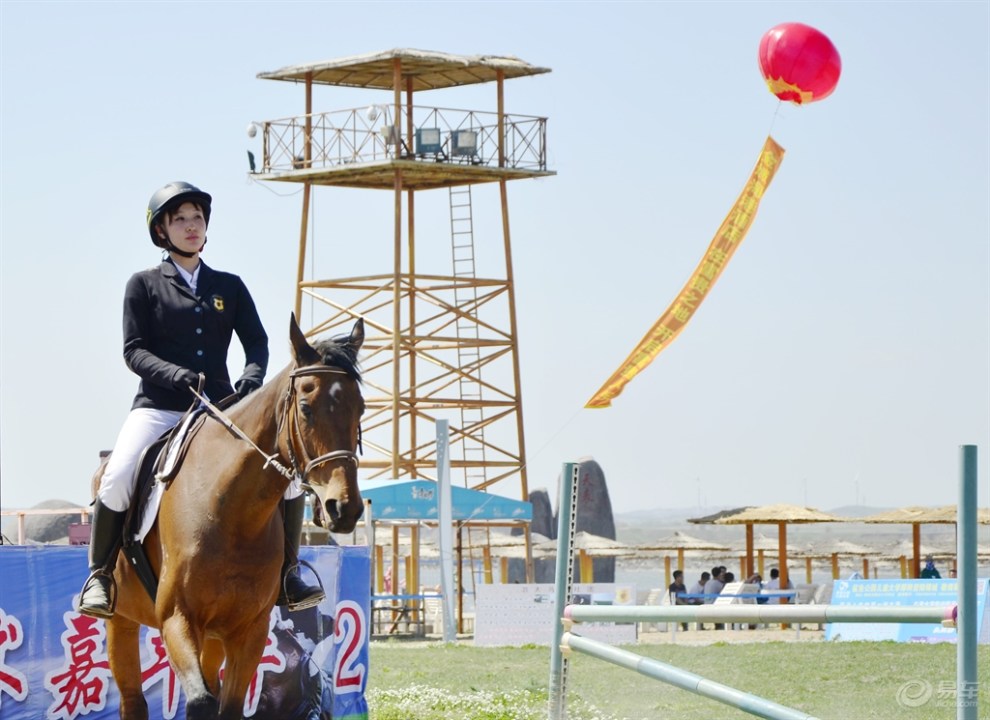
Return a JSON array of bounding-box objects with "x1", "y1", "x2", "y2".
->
[
  {"x1": 196, "y1": 328, "x2": 203, "y2": 334},
  {"x1": 195, "y1": 307, "x2": 202, "y2": 313},
  {"x1": 197, "y1": 350, "x2": 204, "y2": 356}
]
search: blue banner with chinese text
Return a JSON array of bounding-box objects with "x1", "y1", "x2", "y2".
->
[
  {"x1": 0, "y1": 545, "x2": 370, "y2": 720},
  {"x1": 826, "y1": 578, "x2": 989, "y2": 643}
]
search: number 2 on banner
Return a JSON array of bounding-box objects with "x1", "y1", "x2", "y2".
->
[{"x1": 333, "y1": 601, "x2": 366, "y2": 692}]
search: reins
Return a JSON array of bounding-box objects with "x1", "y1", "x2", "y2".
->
[{"x1": 189, "y1": 363, "x2": 360, "y2": 485}]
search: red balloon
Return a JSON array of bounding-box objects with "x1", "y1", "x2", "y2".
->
[{"x1": 758, "y1": 22, "x2": 841, "y2": 104}]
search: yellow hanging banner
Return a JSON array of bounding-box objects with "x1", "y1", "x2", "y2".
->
[{"x1": 586, "y1": 136, "x2": 785, "y2": 409}]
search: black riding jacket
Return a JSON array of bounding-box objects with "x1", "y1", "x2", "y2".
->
[{"x1": 122, "y1": 260, "x2": 269, "y2": 411}]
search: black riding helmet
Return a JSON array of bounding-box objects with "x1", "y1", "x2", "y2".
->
[{"x1": 146, "y1": 181, "x2": 212, "y2": 250}]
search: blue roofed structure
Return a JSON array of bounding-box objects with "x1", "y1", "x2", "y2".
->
[{"x1": 360, "y1": 479, "x2": 532, "y2": 522}]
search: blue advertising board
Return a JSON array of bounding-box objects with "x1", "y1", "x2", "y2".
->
[
  {"x1": 825, "y1": 578, "x2": 989, "y2": 643},
  {"x1": 0, "y1": 544, "x2": 370, "y2": 719}
]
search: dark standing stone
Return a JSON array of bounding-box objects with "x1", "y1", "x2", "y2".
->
[
  {"x1": 506, "y1": 488, "x2": 555, "y2": 583},
  {"x1": 572, "y1": 457, "x2": 617, "y2": 582},
  {"x1": 507, "y1": 458, "x2": 617, "y2": 583}
]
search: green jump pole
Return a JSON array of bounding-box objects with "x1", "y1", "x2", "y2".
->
[
  {"x1": 957, "y1": 445, "x2": 977, "y2": 720},
  {"x1": 548, "y1": 462, "x2": 579, "y2": 720}
]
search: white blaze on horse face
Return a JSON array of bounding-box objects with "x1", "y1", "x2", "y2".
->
[{"x1": 327, "y1": 380, "x2": 344, "y2": 402}]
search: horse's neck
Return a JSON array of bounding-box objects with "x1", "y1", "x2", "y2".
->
[{"x1": 216, "y1": 370, "x2": 290, "y2": 507}]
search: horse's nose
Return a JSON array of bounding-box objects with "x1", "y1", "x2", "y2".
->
[
  {"x1": 324, "y1": 497, "x2": 364, "y2": 533},
  {"x1": 325, "y1": 498, "x2": 342, "y2": 527}
]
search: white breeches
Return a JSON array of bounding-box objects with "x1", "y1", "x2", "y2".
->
[
  {"x1": 97, "y1": 408, "x2": 184, "y2": 512},
  {"x1": 97, "y1": 408, "x2": 304, "y2": 512}
]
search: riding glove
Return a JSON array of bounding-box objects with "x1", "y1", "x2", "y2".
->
[
  {"x1": 174, "y1": 368, "x2": 200, "y2": 391},
  {"x1": 236, "y1": 378, "x2": 261, "y2": 398}
]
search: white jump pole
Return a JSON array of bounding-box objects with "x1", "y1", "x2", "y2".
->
[
  {"x1": 564, "y1": 604, "x2": 957, "y2": 626},
  {"x1": 436, "y1": 419, "x2": 457, "y2": 643}
]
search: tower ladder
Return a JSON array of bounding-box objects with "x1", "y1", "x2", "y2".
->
[{"x1": 449, "y1": 184, "x2": 488, "y2": 488}]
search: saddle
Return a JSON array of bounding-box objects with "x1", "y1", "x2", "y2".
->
[{"x1": 119, "y1": 393, "x2": 240, "y2": 602}]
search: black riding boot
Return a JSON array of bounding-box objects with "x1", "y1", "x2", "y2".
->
[
  {"x1": 77, "y1": 499, "x2": 127, "y2": 619},
  {"x1": 277, "y1": 496, "x2": 326, "y2": 611}
]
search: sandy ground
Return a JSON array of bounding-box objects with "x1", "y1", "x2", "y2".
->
[{"x1": 637, "y1": 625, "x2": 826, "y2": 645}]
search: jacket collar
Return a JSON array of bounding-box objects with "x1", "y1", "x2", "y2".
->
[{"x1": 160, "y1": 259, "x2": 215, "y2": 297}]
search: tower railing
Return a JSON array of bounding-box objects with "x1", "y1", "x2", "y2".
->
[{"x1": 257, "y1": 105, "x2": 548, "y2": 173}]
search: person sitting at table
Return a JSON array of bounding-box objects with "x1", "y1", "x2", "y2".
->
[
  {"x1": 764, "y1": 567, "x2": 793, "y2": 604},
  {"x1": 702, "y1": 566, "x2": 725, "y2": 604},
  {"x1": 919, "y1": 554, "x2": 942, "y2": 579},
  {"x1": 703, "y1": 566, "x2": 727, "y2": 629},
  {"x1": 746, "y1": 573, "x2": 768, "y2": 604},
  {"x1": 668, "y1": 570, "x2": 690, "y2": 631},
  {"x1": 687, "y1": 571, "x2": 709, "y2": 605}
]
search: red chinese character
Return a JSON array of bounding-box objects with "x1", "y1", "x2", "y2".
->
[
  {"x1": 219, "y1": 611, "x2": 286, "y2": 717},
  {"x1": 141, "y1": 630, "x2": 180, "y2": 719},
  {"x1": 0, "y1": 609, "x2": 29, "y2": 710},
  {"x1": 44, "y1": 612, "x2": 112, "y2": 720}
]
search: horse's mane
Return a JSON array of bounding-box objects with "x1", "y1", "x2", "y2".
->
[{"x1": 311, "y1": 334, "x2": 361, "y2": 382}]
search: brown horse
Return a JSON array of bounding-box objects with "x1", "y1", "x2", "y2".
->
[{"x1": 99, "y1": 315, "x2": 365, "y2": 720}]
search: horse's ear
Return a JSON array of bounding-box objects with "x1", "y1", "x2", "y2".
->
[
  {"x1": 289, "y1": 313, "x2": 320, "y2": 366},
  {"x1": 348, "y1": 318, "x2": 365, "y2": 353}
]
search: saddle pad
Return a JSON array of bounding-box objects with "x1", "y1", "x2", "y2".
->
[
  {"x1": 135, "y1": 480, "x2": 165, "y2": 544},
  {"x1": 155, "y1": 405, "x2": 204, "y2": 482}
]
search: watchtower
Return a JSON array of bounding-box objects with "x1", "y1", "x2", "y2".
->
[{"x1": 251, "y1": 49, "x2": 553, "y2": 512}]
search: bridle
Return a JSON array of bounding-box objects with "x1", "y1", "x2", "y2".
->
[
  {"x1": 190, "y1": 363, "x2": 361, "y2": 488},
  {"x1": 276, "y1": 365, "x2": 361, "y2": 485}
]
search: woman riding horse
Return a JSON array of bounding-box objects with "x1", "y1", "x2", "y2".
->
[
  {"x1": 99, "y1": 315, "x2": 364, "y2": 720},
  {"x1": 77, "y1": 181, "x2": 323, "y2": 618}
]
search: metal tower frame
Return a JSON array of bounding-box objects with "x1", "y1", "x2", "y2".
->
[{"x1": 253, "y1": 50, "x2": 554, "y2": 510}]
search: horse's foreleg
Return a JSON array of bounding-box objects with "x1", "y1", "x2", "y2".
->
[
  {"x1": 217, "y1": 621, "x2": 270, "y2": 720},
  {"x1": 105, "y1": 618, "x2": 149, "y2": 720},
  {"x1": 160, "y1": 613, "x2": 217, "y2": 720},
  {"x1": 200, "y1": 637, "x2": 224, "y2": 697}
]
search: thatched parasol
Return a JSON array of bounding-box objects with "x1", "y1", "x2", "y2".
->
[
  {"x1": 481, "y1": 531, "x2": 553, "y2": 548},
  {"x1": 793, "y1": 539, "x2": 875, "y2": 580},
  {"x1": 482, "y1": 532, "x2": 554, "y2": 560},
  {"x1": 881, "y1": 538, "x2": 954, "y2": 562},
  {"x1": 744, "y1": 531, "x2": 803, "y2": 553},
  {"x1": 713, "y1": 504, "x2": 847, "y2": 590},
  {"x1": 537, "y1": 531, "x2": 635, "y2": 556},
  {"x1": 857, "y1": 505, "x2": 989, "y2": 578},
  {"x1": 536, "y1": 531, "x2": 636, "y2": 583},
  {"x1": 636, "y1": 531, "x2": 732, "y2": 586},
  {"x1": 687, "y1": 507, "x2": 754, "y2": 525},
  {"x1": 637, "y1": 530, "x2": 730, "y2": 553},
  {"x1": 910, "y1": 505, "x2": 990, "y2": 524},
  {"x1": 798, "y1": 539, "x2": 875, "y2": 556}
]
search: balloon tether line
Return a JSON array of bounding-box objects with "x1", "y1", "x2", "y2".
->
[{"x1": 767, "y1": 99, "x2": 783, "y2": 138}]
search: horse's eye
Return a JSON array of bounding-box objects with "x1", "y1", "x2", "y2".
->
[
  {"x1": 299, "y1": 400, "x2": 313, "y2": 419},
  {"x1": 301, "y1": 382, "x2": 316, "y2": 394}
]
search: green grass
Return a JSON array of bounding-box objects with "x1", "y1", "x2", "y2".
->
[{"x1": 368, "y1": 640, "x2": 989, "y2": 719}]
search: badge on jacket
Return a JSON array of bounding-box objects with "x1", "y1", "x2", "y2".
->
[{"x1": 212, "y1": 295, "x2": 225, "y2": 312}]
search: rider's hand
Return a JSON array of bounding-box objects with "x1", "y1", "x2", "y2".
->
[
  {"x1": 235, "y1": 378, "x2": 261, "y2": 399},
  {"x1": 174, "y1": 368, "x2": 200, "y2": 392}
]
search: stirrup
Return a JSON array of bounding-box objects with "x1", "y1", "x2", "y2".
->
[
  {"x1": 77, "y1": 570, "x2": 118, "y2": 619},
  {"x1": 279, "y1": 559, "x2": 326, "y2": 612}
]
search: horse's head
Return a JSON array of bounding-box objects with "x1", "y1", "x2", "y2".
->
[{"x1": 282, "y1": 314, "x2": 365, "y2": 534}]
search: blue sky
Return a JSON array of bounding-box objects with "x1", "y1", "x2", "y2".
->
[{"x1": 1, "y1": 1, "x2": 987, "y2": 516}]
